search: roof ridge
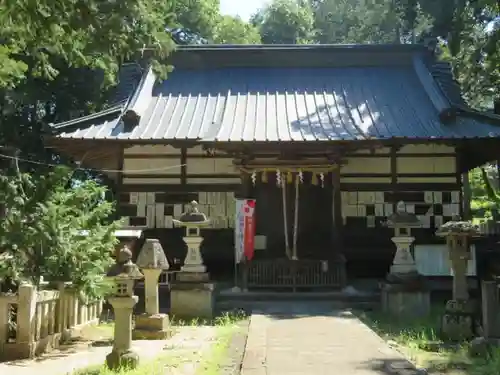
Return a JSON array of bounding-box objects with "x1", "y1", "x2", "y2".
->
[
  {"x1": 50, "y1": 102, "x2": 126, "y2": 130},
  {"x1": 425, "y1": 56, "x2": 500, "y2": 126},
  {"x1": 412, "y1": 54, "x2": 456, "y2": 123}
]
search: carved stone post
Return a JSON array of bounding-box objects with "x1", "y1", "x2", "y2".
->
[
  {"x1": 133, "y1": 238, "x2": 171, "y2": 339},
  {"x1": 436, "y1": 218, "x2": 479, "y2": 341},
  {"x1": 105, "y1": 247, "x2": 143, "y2": 370},
  {"x1": 170, "y1": 201, "x2": 215, "y2": 319}
]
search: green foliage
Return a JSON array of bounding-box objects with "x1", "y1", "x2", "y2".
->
[
  {"x1": 469, "y1": 166, "x2": 499, "y2": 219},
  {"x1": 214, "y1": 16, "x2": 262, "y2": 44},
  {"x1": 0, "y1": 166, "x2": 120, "y2": 298},
  {"x1": 0, "y1": 0, "x2": 176, "y2": 89},
  {"x1": 172, "y1": 0, "x2": 262, "y2": 44},
  {"x1": 251, "y1": 0, "x2": 316, "y2": 44},
  {"x1": 0, "y1": 0, "x2": 177, "y2": 170}
]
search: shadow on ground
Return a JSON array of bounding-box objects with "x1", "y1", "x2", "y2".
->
[{"x1": 361, "y1": 358, "x2": 426, "y2": 374}]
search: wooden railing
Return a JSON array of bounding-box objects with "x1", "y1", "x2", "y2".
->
[
  {"x1": 0, "y1": 283, "x2": 103, "y2": 360},
  {"x1": 244, "y1": 259, "x2": 346, "y2": 291}
]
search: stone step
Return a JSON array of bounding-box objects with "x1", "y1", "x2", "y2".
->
[
  {"x1": 217, "y1": 289, "x2": 380, "y2": 302},
  {"x1": 216, "y1": 299, "x2": 380, "y2": 313},
  {"x1": 216, "y1": 289, "x2": 381, "y2": 313}
]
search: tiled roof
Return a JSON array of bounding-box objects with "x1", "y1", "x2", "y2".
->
[
  {"x1": 110, "y1": 63, "x2": 143, "y2": 105},
  {"x1": 53, "y1": 44, "x2": 500, "y2": 143}
]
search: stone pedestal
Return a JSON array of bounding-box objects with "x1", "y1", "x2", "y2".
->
[
  {"x1": 133, "y1": 268, "x2": 171, "y2": 340},
  {"x1": 383, "y1": 235, "x2": 430, "y2": 317},
  {"x1": 170, "y1": 280, "x2": 215, "y2": 320},
  {"x1": 133, "y1": 313, "x2": 171, "y2": 340},
  {"x1": 390, "y1": 236, "x2": 417, "y2": 275},
  {"x1": 381, "y1": 283, "x2": 430, "y2": 317},
  {"x1": 181, "y1": 236, "x2": 206, "y2": 273},
  {"x1": 106, "y1": 296, "x2": 140, "y2": 370},
  {"x1": 441, "y1": 299, "x2": 475, "y2": 341}
]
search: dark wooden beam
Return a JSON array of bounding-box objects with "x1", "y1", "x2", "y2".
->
[
  {"x1": 121, "y1": 183, "x2": 241, "y2": 193},
  {"x1": 390, "y1": 145, "x2": 397, "y2": 208},
  {"x1": 340, "y1": 182, "x2": 461, "y2": 191},
  {"x1": 180, "y1": 147, "x2": 187, "y2": 185}
]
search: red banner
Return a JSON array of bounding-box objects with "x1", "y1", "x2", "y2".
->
[{"x1": 242, "y1": 199, "x2": 256, "y2": 261}]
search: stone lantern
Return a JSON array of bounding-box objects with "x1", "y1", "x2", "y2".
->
[
  {"x1": 170, "y1": 201, "x2": 215, "y2": 319},
  {"x1": 133, "y1": 238, "x2": 171, "y2": 339},
  {"x1": 381, "y1": 201, "x2": 430, "y2": 317},
  {"x1": 105, "y1": 247, "x2": 144, "y2": 370},
  {"x1": 436, "y1": 216, "x2": 479, "y2": 341},
  {"x1": 386, "y1": 201, "x2": 421, "y2": 278},
  {"x1": 173, "y1": 201, "x2": 211, "y2": 280}
]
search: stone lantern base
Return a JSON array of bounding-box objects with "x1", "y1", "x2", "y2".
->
[
  {"x1": 106, "y1": 349, "x2": 139, "y2": 370},
  {"x1": 170, "y1": 281, "x2": 215, "y2": 320},
  {"x1": 381, "y1": 282, "x2": 430, "y2": 318},
  {"x1": 441, "y1": 299, "x2": 476, "y2": 341},
  {"x1": 133, "y1": 313, "x2": 172, "y2": 340}
]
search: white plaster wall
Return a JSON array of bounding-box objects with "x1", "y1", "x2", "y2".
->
[
  {"x1": 123, "y1": 158, "x2": 182, "y2": 174},
  {"x1": 122, "y1": 177, "x2": 180, "y2": 184},
  {"x1": 341, "y1": 157, "x2": 391, "y2": 174},
  {"x1": 186, "y1": 158, "x2": 235, "y2": 174},
  {"x1": 414, "y1": 244, "x2": 476, "y2": 276},
  {"x1": 397, "y1": 156, "x2": 456, "y2": 174},
  {"x1": 124, "y1": 145, "x2": 180, "y2": 155},
  {"x1": 398, "y1": 144, "x2": 455, "y2": 154}
]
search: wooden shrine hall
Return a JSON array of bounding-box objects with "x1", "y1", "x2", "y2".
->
[{"x1": 46, "y1": 43, "x2": 500, "y2": 289}]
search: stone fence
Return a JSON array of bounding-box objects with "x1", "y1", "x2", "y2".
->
[{"x1": 0, "y1": 283, "x2": 103, "y2": 360}]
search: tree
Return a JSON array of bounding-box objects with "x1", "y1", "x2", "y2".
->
[
  {"x1": 312, "y1": 0, "x2": 431, "y2": 44},
  {"x1": 0, "y1": 166, "x2": 120, "y2": 298},
  {"x1": 414, "y1": 0, "x2": 499, "y2": 109},
  {"x1": 172, "y1": 0, "x2": 221, "y2": 42},
  {"x1": 172, "y1": 0, "x2": 261, "y2": 45},
  {"x1": 214, "y1": 16, "x2": 262, "y2": 44},
  {"x1": 0, "y1": 0, "x2": 177, "y2": 171},
  {"x1": 0, "y1": 0, "x2": 176, "y2": 89},
  {"x1": 251, "y1": 0, "x2": 316, "y2": 44}
]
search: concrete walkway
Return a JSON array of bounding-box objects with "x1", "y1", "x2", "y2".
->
[{"x1": 241, "y1": 302, "x2": 423, "y2": 375}]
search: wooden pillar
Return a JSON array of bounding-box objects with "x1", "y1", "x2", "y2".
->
[
  {"x1": 180, "y1": 147, "x2": 187, "y2": 186},
  {"x1": 331, "y1": 169, "x2": 343, "y2": 251},
  {"x1": 462, "y1": 172, "x2": 471, "y2": 220},
  {"x1": 390, "y1": 145, "x2": 398, "y2": 210},
  {"x1": 456, "y1": 147, "x2": 470, "y2": 220},
  {"x1": 331, "y1": 167, "x2": 346, "y2": 286}
]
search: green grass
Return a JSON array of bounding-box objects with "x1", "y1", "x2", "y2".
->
[
  {"x1": 73, "y1": 311, "x2": 248, "y2": 375},
  {"x1": 357, "y1": 306, "x2": 500, "y2": 375}
]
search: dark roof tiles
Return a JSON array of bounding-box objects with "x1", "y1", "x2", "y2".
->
[{"x1": 54, "y1": 44, "x2": 500, "y2": 142}]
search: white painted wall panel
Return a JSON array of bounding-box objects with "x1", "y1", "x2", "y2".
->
[
  {"x1": 341, "y1": 157, "x2": 391, "y2": 174},
  {"x1": 399, "y1": 144, "x2": 455, "y2": 154},
  {"x1": 414, "y1": 244, "x2": 476, "y2": 276},
  {"x1": 124, "y1": 145, "x2": 179, "y2": 155},
  {"x1": 123, "y1": 158, "x2": 182, "y2": 174}
]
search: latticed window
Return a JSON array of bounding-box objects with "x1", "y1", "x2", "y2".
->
[{"x1": 116, "y1": 283, "x2": 128, "y2": 296}]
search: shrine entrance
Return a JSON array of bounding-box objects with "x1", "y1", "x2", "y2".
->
[
  {"x1": 253, "y1": 173, "x2": 333, "y2": 260},
  {"x1": 236, "y1": 163, "x2": 346, "y2": 291}
]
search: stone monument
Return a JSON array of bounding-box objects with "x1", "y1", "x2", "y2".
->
[
  {"x1": 133, "y1": 238, "x2": 171, "y2": 339},
  {"x1": 381, "y1": 201, "x2": 430, "y2": 317},
  {"x1": 170, "y1": 201, "x2": 215, "y2": 319},
  {"x1": 436, "y1": 217, "x2": 479, "y2": 341},
  {"x1": 105, "y1": 247, "x2": 144, "y2": 370}
]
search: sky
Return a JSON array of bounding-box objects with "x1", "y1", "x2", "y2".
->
[{"x1": 220, "y1": 0, "x2": 269, "y2": 21}]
